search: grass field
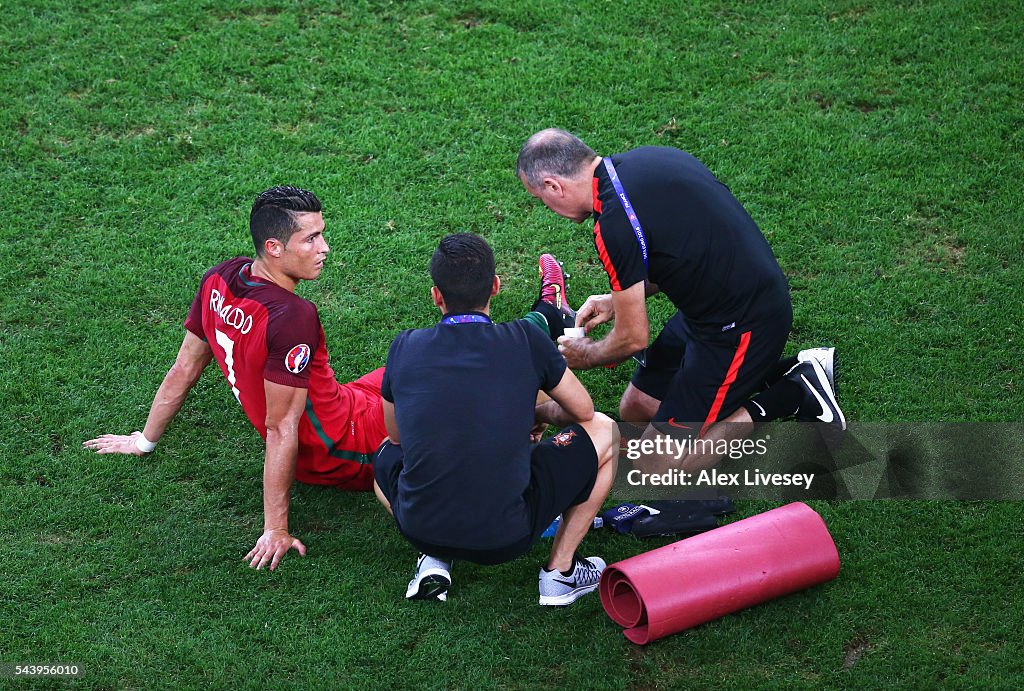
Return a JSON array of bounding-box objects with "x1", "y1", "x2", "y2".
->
[{"x1": 2, "y1": 0, "x2": 1023, "y2": 687}]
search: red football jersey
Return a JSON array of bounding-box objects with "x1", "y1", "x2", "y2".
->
[{"x1": 184, "y1": 257, "x2": 386, "y2": 489}]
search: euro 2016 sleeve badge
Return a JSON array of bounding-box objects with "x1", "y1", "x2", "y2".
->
[{"x1": 285, "y1": 344, "x2": 311, "y2": 374}]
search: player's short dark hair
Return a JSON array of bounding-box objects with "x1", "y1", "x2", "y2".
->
[
  {"x1": 249, "y1": 186, "x2": 323, "y2": 256},
  {"x1": 430, "y1": 233, "x2": 496, "y2": 313},
  {"x1": 516, "y1": 128, "x2": 597, "y2": 188}
]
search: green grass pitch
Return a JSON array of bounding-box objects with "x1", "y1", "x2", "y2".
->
[{"x1": 2, "y1": 0, "x2": 1022, "y2": 687}]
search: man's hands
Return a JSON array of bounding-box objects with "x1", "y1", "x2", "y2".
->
[
  {"x1": 82, "y1": 431, "x2": 148, "y2": 456},
  {"x1": 559, "y1": 283, "x2": 649, "y2": 369},
  {"x1": 556, "y1": 333, "x2": 595, "y2": 370},
  {"x1": 530, "y1": 420, "x2": 549, "y2": 443},
  {"x1": 244, "y1": 529, "x2": 307, "y2": 571},
  {"x1": 553, "y1": 292, "x2": 613, "y2": 369},
  {"x1": 574, "y1": 293, "x2": 615, "y2": 331}
]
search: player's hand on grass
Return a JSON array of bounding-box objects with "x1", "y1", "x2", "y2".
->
[
  {"x1": 82, "y1": 431, "x2": 148, "y2": 456},
  {"x1": 245, "y1": 529, "x2": 306, "y2": 571},
  {"x1": 575, "y1": 293, "x2": 614, "y2": 332},
  {"x1": 530, "y1": 421, "x2": 548, "y2": 443}
]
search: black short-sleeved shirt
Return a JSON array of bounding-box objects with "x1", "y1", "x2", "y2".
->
[
  {"x1": 592, "y1": 147, "x2": 790, "y2": 333},
  {"x1": 380, "y1": 314, "x2": 567, "y2": 550}
]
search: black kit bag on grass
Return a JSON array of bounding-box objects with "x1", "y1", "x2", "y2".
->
[{"x1": 617, "y1": 497, "x2": 736, "y2": 538}]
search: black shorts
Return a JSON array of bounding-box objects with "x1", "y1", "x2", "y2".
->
[
  {"x1": 631, "y1": 309, "x2": 791, "y2": 434},
  {"x1": 373, "y1": 424, "x2": 598, "y2": 565}
]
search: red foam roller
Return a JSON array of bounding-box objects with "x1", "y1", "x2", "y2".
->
[{"x1": 600, "y1": 502, "x2": 839, "y2": 644}]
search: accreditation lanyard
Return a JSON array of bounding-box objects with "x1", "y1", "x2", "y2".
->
[
  {"x1": 602, "y1": 157, "x2": 649, "y2": 269},
  {"x1": 441, "y1": 313, "x2": 492, "y2": 325}
]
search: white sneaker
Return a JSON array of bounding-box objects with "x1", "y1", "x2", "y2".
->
[
  {"x1": 406, "y1": 554, "x2": 451, "y2": 602},
  {"x1": 538, "y1": 556, "x2": 606, "y2": 606},
  {"x1": 798, "y1": 347, "x2": 837, "y2": 396}
]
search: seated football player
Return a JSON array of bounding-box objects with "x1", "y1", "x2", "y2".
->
[{"x1": 84, "y1": 186, "x2": 388, "y2": 571}]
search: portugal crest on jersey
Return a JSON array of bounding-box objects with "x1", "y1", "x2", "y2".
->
[
  {"x1": 285, "y1": 344, "x2": 311, "y2": 374},
  {"x1": 552, "y1": 430, "x2": 576, "y2": 447}
]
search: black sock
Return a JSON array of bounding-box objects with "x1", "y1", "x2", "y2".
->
[
  {"x1": 543, "y1": 554, "x2": 579, "y2": 576},
  {"x1": 762, "y1": 356, "x2": 798, "y2": 389},
  {"x1": 530, "y1": 300, "x2": 574, "y2": 340},
  {"x1": 743, "y1": 376, "x2": 804, "y2": 422}
]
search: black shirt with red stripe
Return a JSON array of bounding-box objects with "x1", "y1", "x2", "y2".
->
[{"x1": 592, "y1": 147, "x2": 790, "y2": 333}]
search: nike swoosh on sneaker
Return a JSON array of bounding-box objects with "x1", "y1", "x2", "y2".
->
[
  {"x1": 547, "y1": 284, "x2": 561, "y2": 307},
  {"x1": 550, "y1": 577, "x2": 578, "y2": 588},
  {"x1": 800, "y1": 373, "x2": 834, "y2": 423}
]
